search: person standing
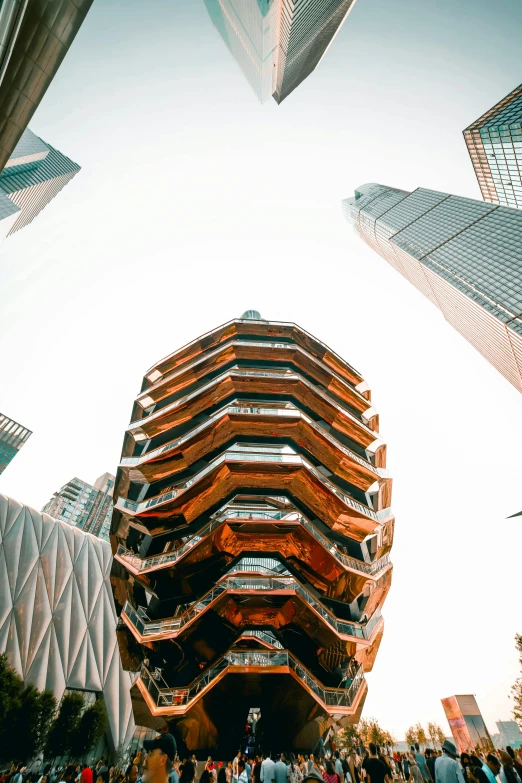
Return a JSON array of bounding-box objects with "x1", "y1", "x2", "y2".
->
[
  {"x1": 233, "y1": 757, "x2": 241, "y2": 783},
  {"x1": 434, "y1": 742, "x2": 466, "y2": 783},
  {"x1": 261, "y1": 757, "x2": 276, "y2": 783},
  {"x1": 425, "y1": 752, "x2": 435, "y2": 783},
  {"x1": 333, "y1": 755, "x2": 344, "y2": 783},
  {"x1": 273, "y1": 757, "x2": 287, "y2": 783},
  {"x1": 362, "y1": 745, "x2": 391, "y2": 783},
  {"x1": 124, "y1": 767, "x2": 138, "y2": 783},
  {"x1": 499, "y1": 752, "x2": 522, "y2": 783},
  {"x1": 414, "y1": 747, "x2": 432, "y2": 783},
  {"x1": 238, "y1": 764, "x2": 248, "y2": 783},
  {"x1": 480, "y1": 755, "x2": 501, "y2": 783},
  {"x1": 142, "y1": 735, "x2": 177, "y2": 783}
]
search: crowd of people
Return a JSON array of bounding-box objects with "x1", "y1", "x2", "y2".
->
[{"x1": 3, "y1": 733, "x2": 522, "y2": 783}]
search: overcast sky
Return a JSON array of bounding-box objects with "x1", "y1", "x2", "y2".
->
[{"x1": 1, "y1": 0, "x2": 522, "y2": 742}]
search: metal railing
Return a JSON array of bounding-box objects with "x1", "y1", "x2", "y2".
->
[
  {"x1": 115, "y1": 506, "x2": 390, "y2": 577},
  {"x1": 115, "y1": 449, "x2": 386, "y2": 524},
  {"x1": 121, "y1": 402, "x2": 378, "y2": 476},
  {"x1": 122, "y1": 575, "x2": 382, "y2": 641},
  {"x1": 139, "y1": 652, "x2": 365, "y2": 711}
]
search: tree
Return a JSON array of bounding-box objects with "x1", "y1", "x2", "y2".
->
[
  {"x1": 338, "y1": 724, "x2": 362, "y2": 748},
  {"x1": 46, "y1": 691, "x2": 85, "y2": 759},
  {"x1": 0, "y1": 654, "x2": 57, "y2": 763},
  {"x1": 0, "y1": 654, "x2": 24, "y2": 762},
  {"x1": 406, "y1": 726, "x2": 417, "y2": 749},
  {"x1": 511, "y1": 634, "x2": 522, "y2": 728},
  {"x1": 428, "y1": 722, "x2": 446, "y2": 749},
  {"x1": 414, "y1": 723, "x2": 427, "y2": 749},
  {"x1": 70, "y1": 700, "x2": 108, "y2": 759},
  {"x1": 358, "y1": 718, "x2": 393, "y2": 748}
]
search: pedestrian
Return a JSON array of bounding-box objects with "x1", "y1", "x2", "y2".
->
[
  {"x1": 414, "y1": 747, "x2": 432, "y2": 783},
  {"x1": 322, "y1": 761, "x2": 339, "y2": 783},
  {"x1": 274, "y1": 756, "x2": 288, "y2": 783},
  {"x1": 499, "y1": 752, "x2": 522, "y2": 783},
  {"x1": 403, "y1": 757, "x2": 410, "y2": 781},
  {"x1": 362, "y1": 745, "x2": 391, "y2": 783},
  {"x1": 425, "y1": 752, "x2": 435, "y2": 783},
  {"x1": 434, "y1": 741, "x2": 465, "y2": 783},
  {"x1": 407, "y1": 758, "x2": 423, "y2": 783},
  {"x1": 506, "y1": 750, "x2": 522, "y2": 782},
  {"x1": 467, "y1": 757, "x2": 489, "y2": 783},
  {"x1": 238, "y1": 764, "x2": 248, "y2": 783},
  {"x1": 61, "y1": 770, "x2": 78, "y2": 783},
  {"x1": 218, "y1": 769, "x2": 227, "y2": 783},
  {"x1": 346, "y1": 751, "x2": 358, "y2": 783},
  {"x1": 142, "y1": 734, "x2": 177, "y2": 783},
  {"x1": 124, "y1": 766, "x2": 138, "y2": 783},
  {"x1": 261, "y1": 757, "x2": 276, "y2": 783},
  {"x1": 480, "y1": 755, "x2": 501, "y2": 783},
  {"x1": 288, "y1": 756, "x2": 302, "y2": 783}
]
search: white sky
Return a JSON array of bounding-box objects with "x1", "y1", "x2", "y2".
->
[{"x1": 1, "y1": 0, "x2": 522, "y2": 742}]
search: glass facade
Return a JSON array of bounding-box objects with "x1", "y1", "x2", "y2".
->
[
  {"x1": 0, "y1": 128, "x2": 80, "y2": 236},
  {"x1": 0, "y1": 0, "x2": 93, "y2": 171},
  {"x1": 204, "y1": 0, "x2": 356, "y2": 104},
  {"x1": 464, "y1": 83, "x2": 522, "y2": 210},
  {"x1": 0, "y1": 412, "x2": 31, "y2": 475},
  {"x1": 343, "y1": 183, "x2": 522, "y2": 393},
  {"x1": 42, "y1": 472, "x2": 115, "y2": 542}
]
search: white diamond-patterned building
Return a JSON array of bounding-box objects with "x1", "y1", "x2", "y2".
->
[{"x1": 0, "y1": 493, "x2": 135, "y2": 752}]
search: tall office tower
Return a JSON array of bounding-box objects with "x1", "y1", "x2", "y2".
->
[
  {"x1": 42, "y1": 472, "x2": 115, "y2": 541},
  {"x1": 441, "y1": 695, "x2": 493, "y2": 754},
  {"x1": 0, "y1": 0, "x2": 94, "y2": 171},
  {"x1": 112, "y1": 311, "x2": 394, "y2": 754},
  {"x1": 464, "y1": 84, "x2": 522, "y2": 210},
  {"x1": 0, "y1": 413, "x2": 31, "y2": 475},
  {"x1": 0, "y1": 128, "x2": 80, "y2": 237},
  {"x1": 342, "y1": 183, "x2": 522, "y2": 393},
  {"x1": 204, "y1": 0, "x2": 356, "y2": 104}
]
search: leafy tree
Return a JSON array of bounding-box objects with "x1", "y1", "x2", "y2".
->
[
  {"x1": 406, "y1": 726, "x2": 417, "y2": 749},
  {"x1": 511, "y1": 634, "x2": 522, "y2": 727},
  {"x1": 70, "y1": 699, "x2": 108, "y2": 759},
  {"x1": 358, "y1": 718, "x2": 393, "y2": 747},
  {"x1": 0, "y1": 654, "x2": 24, "y2": 762},
  {"x1": 0, "y1": 654, "x2": 57, "y2": 763},
  {"x1": 338, "y1": 724, "x2": 362, "y2": 748},
  {"x1": 427, "y1": 722, "x2": 446, "y2": 749},
  {"x1": 7, "y1": 684, "x2": 57, "y2": 762},
  {"x1": 415, "y1": 723, "x2": 428, "y2": 749},
  {"x1": 46, "y1": 691, "x2": 85, "y2": 759}
]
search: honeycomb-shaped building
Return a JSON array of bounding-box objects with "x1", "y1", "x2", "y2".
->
[{"x1": 111, "y1": 312, "x2": 394, "y2": 754}]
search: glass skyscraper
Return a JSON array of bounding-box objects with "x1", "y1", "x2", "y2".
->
[
  {"x1": 204, "y1": 0, "x2": 356, "y2": 104},
  {"x1": 342, "y1": 183, "x2": 522, "y2": 393},
  {"x1": 464, "y1": 84, "x2": 522, "y2": 210},
  {"x1": 0, "y1": 413, "x2": 31, "y2": 475},
  {"x1": 42, "y1": 472, "x2": 115, "y2": 542},
  {"x1": 0, "y1": 128, "x2": 80, "y2": 238},
  {"x1": 0, "y1": 0, "x2": 94, "y2": 170},
  {"x1": 464, "y1": 83, "x2": 522, "y2": 210}
]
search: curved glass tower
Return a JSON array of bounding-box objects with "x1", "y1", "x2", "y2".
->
[{"x1": 111, "y1": 314, "x2": 394, "y2": 754}]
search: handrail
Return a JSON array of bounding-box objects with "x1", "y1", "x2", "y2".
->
[
  {"x1": 115, "y1": 507, "x2": 390, "y2": 577},
  {"x1": 115, "y1": 449, "x2": 385, "y2": 523},
  {"x1": 121, "y1": 402, "x2": 378, "y2": 476},
  {"x1": 122, "y1": 574, "x2": 382, "y2": 641},
  {"x1": 139, "y1": 652, "x2": 365, "y2": 711}
]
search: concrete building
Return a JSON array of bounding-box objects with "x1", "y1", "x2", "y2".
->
[
  {"x1": 497, "y1": 720, "x2": 522, "y2": 749},
  {"x1": 464, "y1": 83, "x2": 522, "y2": 210},
  {"x1": 112, "y1": 311, "x2": 394, "y2": 755},
  {"x1": 204, "y1": 0, "x2": 357, "y2": 104},
  {"x1": 42, "y1": 472, "x2": 115, "y2": 542},
  {"x1": 0, "y1": 412, "x2": 31, "y2": 475},
  {"x1": 0, "y1": 493, "x2": 135, "y2": 753},
  {"x1": 342, "y1": 183, "x2": 522, "y2": 393}
]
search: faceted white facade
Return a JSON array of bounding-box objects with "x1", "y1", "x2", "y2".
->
[{"x1": 0, "y1": 494, "x2": 135, "y2": 751}]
